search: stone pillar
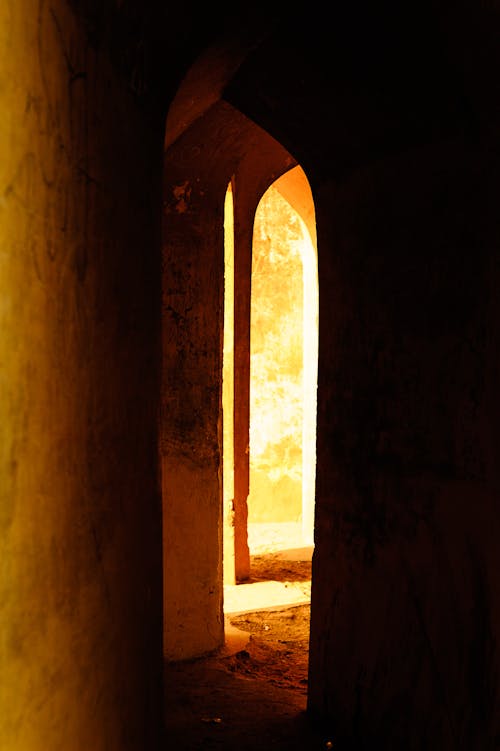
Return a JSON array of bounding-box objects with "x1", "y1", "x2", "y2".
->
[
  {"x1": 232, "y1": 181, "x2": 253, "y2": 581},
  {"x1": 161, "y1": 148, "x2": 226, "y2": 659}
]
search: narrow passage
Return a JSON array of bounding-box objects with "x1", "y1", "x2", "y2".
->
[{"x1": 164, "y1": 523, "x2": 328, "y2": 750}]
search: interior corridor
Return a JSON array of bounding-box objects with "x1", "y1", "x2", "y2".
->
[
  {"x1": 166, "y1": 522, "x2": 320, "y2": 750},
  {"x1": 1, "y1": 4, "x2": 499, "y2": 750}
]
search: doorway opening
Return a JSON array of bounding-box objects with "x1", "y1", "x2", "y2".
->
[
  {"x1": 249, "y1": 166, "x2": 318, "y2": 547},
  {"x1": 222, "y1": 166, "x2": 318, "y2": 689},
  {"x1": 161, "y1": 28, "x2": 324, "y2": 751}
]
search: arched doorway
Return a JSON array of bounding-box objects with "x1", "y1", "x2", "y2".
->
[
  {"x1": 248, "y1": 166, "x2": 318, "y2": 547},
  {"x1": 223, "y1": 165, "x2": 318, "y2": 590},
  {"x1": 222, "y1": 167, "x2": 318, "y2": 669},
  {"x1": 161, "y1": 24, "x2": 318, "y2": 669},
  {"x1": 161, "y1": 97, "x2": 306, "y2": 660}
]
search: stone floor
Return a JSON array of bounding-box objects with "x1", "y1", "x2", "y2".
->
[
  {"x1": 164, "y1": 522, "x2": 331, "y2": 751},
  {"x1": 224, "y1": 521, "x2": 313, "y2": 616}
]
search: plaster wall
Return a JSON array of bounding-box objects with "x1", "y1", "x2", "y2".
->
[
  {"x1": 308, "y1": 136, "x2": 500, "y2": 748},
  {"x1": 0, "y1": 3, "x2": 163, "y2": 749},
  {"x1": 161, "y1": 146, "x2": 226, "y2": 659}
]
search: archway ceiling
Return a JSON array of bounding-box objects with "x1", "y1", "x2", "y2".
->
[
  {"x1": 222, "y1": 8, "x2": 468, "y2": 181},
  {"x1": 160, "y1": 3, "x2": 468, "y2": 183},
  {"x1": 74, "y1": 1, "x2": 471, "y2": 182}
]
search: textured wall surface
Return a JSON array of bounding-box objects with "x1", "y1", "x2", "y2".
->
[
  {"x1": 309, "y1": 137, "x2": 500, "y2": 749},
  {"x1": 250, "y1": 185, "x2": 305, "y2": 524},
  {"x1": 161, "y1": 105, "x2": 248, "y2": 659},
  {"x1": 222, "y1": 7, "x2": 500, "y2": 745},
  {"x1": 0, "y1": 2, "x2": 164, "y2": 748}
]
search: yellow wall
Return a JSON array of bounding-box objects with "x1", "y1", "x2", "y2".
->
[
  {"x1": 0, "y1": 3, "x2": 163, "y2": 749},
  {"x1": 249, "y1": 172, "x2": 317, "y2": 532}
]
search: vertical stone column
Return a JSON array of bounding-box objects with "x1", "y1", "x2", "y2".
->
[
  {"x1": 161, "y1": 149, "x2": 226, "y2": 659},
  {"x1": 232, "y1": 181, "x2": 252, "y2": 581},
  {"x1": 229, "y1": 156, "x2": 299, "y2": 582},
  {"x1": 223, "y1": 183, "x2": 236, "y2": 585}
]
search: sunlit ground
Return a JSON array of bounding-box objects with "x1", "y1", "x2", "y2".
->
[{"x1": 224, "y1": 521, "x2": 313, "y2": 616}]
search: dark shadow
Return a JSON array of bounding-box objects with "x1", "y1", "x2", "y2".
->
[{"x1": 164, "y1": 654, "x2": 326, "y2": 751}]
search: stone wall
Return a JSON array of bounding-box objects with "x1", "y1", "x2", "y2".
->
[
  {"x1": 309, "y1": 134, "x2": 500, "y2": 749},
  {"x1": 0, "y1": 3, "x2": 164, "y2": 748}
]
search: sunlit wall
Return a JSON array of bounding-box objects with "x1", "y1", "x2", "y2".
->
[
  {"x1": 249, "y1": 168, "x2": 318, "y2": 541},
  {"x1": 223, "y1": 182, "x2": 236, "y2": 583}
]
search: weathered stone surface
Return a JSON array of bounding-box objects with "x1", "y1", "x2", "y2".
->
[{"x1": 0, "y1": 2, "x2": 163, "y2": 749}]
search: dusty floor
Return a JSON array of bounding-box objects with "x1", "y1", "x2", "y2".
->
[{"x1": 164, "y1": 523, "x2": 334, "y2": 750}]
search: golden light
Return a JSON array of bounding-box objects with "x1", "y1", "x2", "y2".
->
[
  {"x1": 223, "y1": 165, "x2": 318, "y2": 594},
  {"x1": 223, "y1": 181, "x2": 236, "y2": 584},
  {"x1": 249, "y1": 167, "x2": 318, "y2": 547}
]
